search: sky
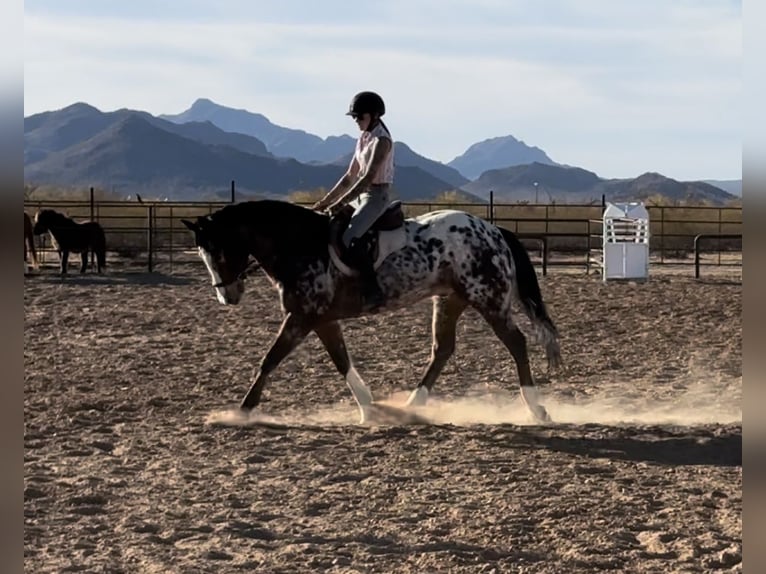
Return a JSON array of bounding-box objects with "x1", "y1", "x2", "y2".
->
[{"x1": 23, "y1": 0, "x2": 742, "y2": 181}]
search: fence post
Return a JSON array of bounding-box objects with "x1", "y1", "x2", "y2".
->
[
  {"x1": 489, "y1": 190, "x2": 494, "y2": 224},
  {"x1": 718, "y1": 208, "x2": 722, "y2": 266},
  {"x1": 660, "y1": 207, "x2": 665, "y2": 264},
  {"x1": 231, "y1": 180, "x2": 235, "y2": 203},
  {"x1": 169, "y1": 205, "x2": 174, "y2": 274},
  {"x1": 147, "y1": 205, "x2": 154, "y2": 273},
  {"x1": 694, "y1": 235, "x2": 700, "y2": 279},
  {"x1": 90, "y1": 187, "x2": 95, "y2": 269}
]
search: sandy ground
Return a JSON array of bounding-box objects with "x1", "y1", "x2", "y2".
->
[{"x1": 24, "y1": 261, "x2": 741, "y2": 573}]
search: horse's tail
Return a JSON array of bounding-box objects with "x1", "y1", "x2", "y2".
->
[
  {"x1": 28, "y1": 237, "x2": 38, "y2": 267},
  {"x1": 24, "y1": 214, "x2": 39, "y2": 267},
  {"x1": 498, "y1": 226, "x2": 561, "y2": 370}
]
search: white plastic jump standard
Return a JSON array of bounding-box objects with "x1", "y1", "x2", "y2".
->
[{"x1": 602, "y1": 202, "x2": 650, "y2": 281}]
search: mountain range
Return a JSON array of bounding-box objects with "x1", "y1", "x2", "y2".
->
[{"x1": 24, "y1": 98, "x2": 740, "y2": 205}]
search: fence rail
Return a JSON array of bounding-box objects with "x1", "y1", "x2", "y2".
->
[
  {"x1": 694, "y1": 234, "x2": 743, "y2": 279},
  {"x1": 24, "y1": 195, "x2": 742, "y2": 277}
]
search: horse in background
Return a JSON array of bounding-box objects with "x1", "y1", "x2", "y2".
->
[
  {"x1": 33, "y1": 209, "x2": 107, "y2": 275},
  {"x1": 24, "y1": 212, "x2": 39, "y2": 270}
]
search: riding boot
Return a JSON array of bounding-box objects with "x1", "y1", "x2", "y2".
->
[{"x1": 347, "y1": 240, "x2": 386, "y2": 310}]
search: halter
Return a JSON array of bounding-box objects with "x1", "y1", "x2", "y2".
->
[{"x1": 213, "y1": 259, "x2": 262, "y2": 289}]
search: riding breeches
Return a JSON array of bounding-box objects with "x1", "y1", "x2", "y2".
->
[{"x1": 341, "y1": 185, "x2": 392, "y2": 248}]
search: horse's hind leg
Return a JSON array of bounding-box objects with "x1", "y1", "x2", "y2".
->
[
  {"x1": 406, "y1": 293, "x2": 468, "y2": 407},
  {"x1": 96, "y1": 249, "x2": 106, "y2": 273},
  {"x1": 28, "y1": 240, "x2": 38, "y2": 269},
  {"x1": 314, "y1": 321, "x2": 373, "y2": 423},
  {"x1": 80, "y1": 251, "x2": 88, "y2": 273},
  {"x1": 482, "y1": 312, "x2": 551, "y2": 423}
]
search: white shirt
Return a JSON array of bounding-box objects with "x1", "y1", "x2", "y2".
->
[{"x1": 353, "y1": 122, "x2": 394, "y2": 184}]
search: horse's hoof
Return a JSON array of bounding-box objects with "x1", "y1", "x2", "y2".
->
[
  {"x1": 405, "y1": 387, "x2": 429, "y2": 407},
  {"x1": 362, "y1": 402, "x2": 430, "y2": 426},
  {"x1": 533, "y1": 406, "x2": 553, "y2": 424}
]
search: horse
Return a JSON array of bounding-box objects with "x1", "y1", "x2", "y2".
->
[
  {"x1": 181, "y1": 199, "x2": 561, "y2": 424},
  {"x1": 24, "y1": 212, "x2": 39, "y2": 270},
  {"x1": 33, "y1": 209, "x2": 107, "y2": 275}
]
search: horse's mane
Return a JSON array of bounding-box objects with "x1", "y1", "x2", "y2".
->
[
  {"x1": 211, "y1": 200, "x2": 330, "y2": 250},
  {"x1": 38, "y1": 209, "x2": 76, "y2": 227}
]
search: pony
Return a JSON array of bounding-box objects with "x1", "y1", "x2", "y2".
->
[
  {"x1": 33, "y1": 209, "x2": 107, "y2": 275},
  {"x1": 182, "y1": 200, "x2": 561, "y2": 424},
  {"x1": 24, "y1": 212, "x2": 39, "y2": 270}
]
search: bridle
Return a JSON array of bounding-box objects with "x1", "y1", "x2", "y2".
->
[{"x1": 213, "y1": 258, "x2": 262, "y2": 289}]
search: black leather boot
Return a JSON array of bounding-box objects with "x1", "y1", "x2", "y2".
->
[{"x1": 347, "y1": 240, "x2": 386, "y2": 310}]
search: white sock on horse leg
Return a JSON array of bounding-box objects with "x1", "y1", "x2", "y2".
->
[
  {"x1": 406, "y1": 386, "x2": 429, "y2": 407},
  {"x1": 520, "y1": 385, "x2": 551, "y2": 423},
  {"x1": 346, "y1": 364, "x2": 373, "y2": 407}
]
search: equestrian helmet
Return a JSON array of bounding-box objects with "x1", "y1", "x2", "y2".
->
[{"x1": 347, "y1": 91, "x2": 385, "y2": 117}]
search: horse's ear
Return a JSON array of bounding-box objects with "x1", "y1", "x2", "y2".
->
[{"x1": 181, "y1": 219, "x2": 198, "y2": 233}]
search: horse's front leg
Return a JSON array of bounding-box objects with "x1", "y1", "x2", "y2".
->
[
  {"x1": 79, "y1": 251, "x2": 88, "y2": 273},
  {"x1": 240, "y1": 312, "x2": 312, "y2": 411},
  {"x1": 314, "y1": 321, "x2": 373, "y2": 422},
  {"x1": 59, "y1": 250, "x2": 69, "y2": 275}
]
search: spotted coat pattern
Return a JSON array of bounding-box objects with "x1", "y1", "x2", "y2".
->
[{"x1": 288, "y1": 211, "x2": 519, "y2": 322}]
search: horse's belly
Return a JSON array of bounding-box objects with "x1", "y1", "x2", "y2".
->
[{"x1": 378, "y1": 249, "x2": 452, "y2": 300}]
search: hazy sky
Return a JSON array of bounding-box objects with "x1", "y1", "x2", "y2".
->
[{"x1": 24, "y1": 1, "x2": 742, "y2": 181}]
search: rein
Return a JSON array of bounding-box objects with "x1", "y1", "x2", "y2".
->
[{"x1": 213, "y1": 258, "x2": 262, "y2": 289}]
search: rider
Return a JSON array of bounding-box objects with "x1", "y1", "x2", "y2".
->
[{"x1": 313, "y1": 90, "x2": 395, "y2": 308}]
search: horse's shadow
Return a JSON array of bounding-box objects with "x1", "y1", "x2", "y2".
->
[
  {"x1": 27, "y1": 271, "x2": 195, "y2": 287},
  {"x1": 481, "y1": 424, "x2": 742, "y2": 467},
  {"x1": 696, "y1": 277, "x2": 741, "y2": 287}
]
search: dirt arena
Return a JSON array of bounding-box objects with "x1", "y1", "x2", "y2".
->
[{"x1": 24, "y1": 260, "x2": 742, "y2": 573}]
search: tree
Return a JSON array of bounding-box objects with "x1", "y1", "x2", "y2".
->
[
  {"x1": 288, "y1": 188, "x2": 326, "y2": 204},
  {"x1": 431, "y1": 190, "x2": 481, "y2": 205}
]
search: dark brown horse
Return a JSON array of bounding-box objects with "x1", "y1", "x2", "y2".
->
[
  {"x1": 24, "y1": 212, "x2": 38, "y2": 270},
  {"x1": 182, "y1": 200, "x2": 561, "y2": 424},
  {"x1": 33, "y1": 209, "x2": 107, "y2": 274}
]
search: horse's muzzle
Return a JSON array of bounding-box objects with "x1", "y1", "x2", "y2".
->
[{"x1": 215, "y1": 279, "x2": 245, "y2": 305}]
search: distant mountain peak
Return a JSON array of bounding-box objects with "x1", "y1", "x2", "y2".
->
[
  {"x1": 63, "y1": 101, "x2": 101, "y2": 113},
  {"x1": 447, "y1": 134, "x2": 557, "y2": 180},
  {"x1": 190, "y1": 97, "x2": 215, "y2": 107},
  {"x1": 161, "y1": 98, "x2": 360, "y2": 164},
  {"x1": 462, "y1": 134, "x2": 522, "y2": 151}
]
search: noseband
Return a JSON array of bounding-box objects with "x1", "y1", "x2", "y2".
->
[{"x1": 213, "y1": 259, "x2": 262, "y2": 289}]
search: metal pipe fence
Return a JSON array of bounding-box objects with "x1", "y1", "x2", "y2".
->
[{"x1": 24, "y1": 197, "x2": 742, "y2": 277}]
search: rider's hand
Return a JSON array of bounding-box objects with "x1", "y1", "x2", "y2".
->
[{"x1": 327, "y1": 202, "x2": 344, "y2": 216}]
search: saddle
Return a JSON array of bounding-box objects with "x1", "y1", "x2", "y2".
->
[{"x1": 329, "y1": 200, "x2": 405, "y2": 271}]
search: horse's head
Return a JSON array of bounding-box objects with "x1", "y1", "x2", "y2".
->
[
  {"x1": 182, "y1": 215, "x2": 252, "y2": 306},
  {"x1": 32, "y1": 209, "x2": 54, "y2": 235}
]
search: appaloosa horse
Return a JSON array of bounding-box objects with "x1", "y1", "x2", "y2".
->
[
  {"x1": 33, "y1": 209, "x2": 107, "y2": 274},
  {"x1": 182, "y1": 200, "x2": 561, "y2": 424}
]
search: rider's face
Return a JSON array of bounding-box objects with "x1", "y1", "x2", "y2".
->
[{"x1": 352, "y1": 112, "x2": 371, "y2": 131}]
